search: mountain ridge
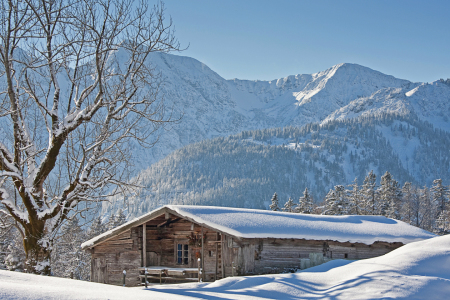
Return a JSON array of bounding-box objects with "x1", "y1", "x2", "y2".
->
[
  {"x1": 103, "y1": 114, "x2": 450, "y2": 219},
  {"x1": 138, "y1": 52, "x2": 449, "y2": 168},
  {"x1": 99, "y1": 52, "x2": 450, "y2": 218}
]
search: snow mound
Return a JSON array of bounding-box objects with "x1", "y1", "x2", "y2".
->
[{"x1": 2, "y1": 235, "x2": 449, "y2": 299}]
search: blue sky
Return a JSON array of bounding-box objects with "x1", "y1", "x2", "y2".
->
[{"x1": 164, "y1": 0, "x2": 450, "y2": 83}]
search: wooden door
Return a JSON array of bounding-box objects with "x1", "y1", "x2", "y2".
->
[
  {"x1": 146, "y1": 251, "x2": 161, "y2": 266},
  {"x1": 92, "y1": 257, "x2": 108, "y2": 283}
]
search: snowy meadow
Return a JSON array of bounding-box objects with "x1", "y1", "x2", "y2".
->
[{"x1": 1, "y1": 234, "x2": 449, "y2": 299}]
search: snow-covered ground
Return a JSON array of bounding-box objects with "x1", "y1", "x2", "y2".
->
[{"x1": 2, "y1": 235, "x2": 449, "y2": 299}]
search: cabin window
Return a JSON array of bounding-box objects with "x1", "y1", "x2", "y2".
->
[{"x1": 177, "y1": 244, "x2": 189, "y2": 265}]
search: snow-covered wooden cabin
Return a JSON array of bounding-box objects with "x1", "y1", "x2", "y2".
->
[{"x1": 81, "y1": 205, "x2": 435, "y2": 286}]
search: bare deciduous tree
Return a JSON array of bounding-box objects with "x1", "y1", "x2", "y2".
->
[{"x1": 0, "y1": 0, "x2": 181, "y2": 274}]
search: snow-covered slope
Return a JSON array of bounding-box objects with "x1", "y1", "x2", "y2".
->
[
  {"x1": 2, "y1": 235, "x2": 449, "y2": 299},
  {"x1": 3, "y1": 49, "x2": 449, "y2": 170},
  {"x1": 133, "y1": 53, "x2": 450, "y2": 166},
  {"x1": 92, "y1": 51, "x2": 450, "y2": 217},
  {"x1": 103, "y1": 115, "x2": 450, "y2": 218}
]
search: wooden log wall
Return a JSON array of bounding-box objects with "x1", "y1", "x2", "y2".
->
[
  {"x1": 221, "y1": 235, "x2": 239, "y2": 277},
  {"x1": 229, "y1": 238, "x2": 404, "y2": 275},
  {"x1": 90, "y1": 227, "x2": 141, "y2": 286},
  {"x1": 142, "y1": 213, "x2": 223, "y2": 282}
]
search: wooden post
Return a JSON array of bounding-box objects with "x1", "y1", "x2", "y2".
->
[
  {"x1": 201, "y1": 226, "x2": 205, "y2": 282},
  {"x1": 197, "y1": 258, "x2": 201, "y2": 282},
  {"x1": 122, "y1": 270, "x2": 126, "y2": 287},
  {"x1": 221, "y1": 233, "x2": 225, "y2": 279},
  {"x1": 144, "y1": 268, "x2": 148, "y2": 288},
  {"x1": 215, "y1": 242, "x2": 218, "y2": 281},
  {"x1": 90, "y1": 255, "x2": 94, "y2": 282},
  {"x1": 143, "y1": 222, "x2": 147, "y2": 267},
  {"x1": 70, "y1": 272, "x2": 73, "y2": 279}
]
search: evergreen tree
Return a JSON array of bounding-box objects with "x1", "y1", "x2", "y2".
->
[
  {"x1": 52, "y1": 218, "x2": 90, "y2": 280},
  {"x1": 283, "y1": 197, "x2": 296, "y2": 213},
  {"x1": 435, "y1": 210, "x2": 450, "y2": 235},
  {"x1": 401, "y1": 182, "x2": 415, "y2": 225},
  {"x1": 88, "y1": 216, "x2": 106, "y2": 238},
  {"x1": 419, "y1": 187, "x2": 434, "y2": 231},
  {"x1": 323, "y1": 189, "x2": 336, "y2": 215},
  {"x1": 113, "y1": 209, "x2": 127, "y2": 228},
  {"x1": 297, "y1": 188, "x2": 314, "y2": 214},
  {"x1": 361, "y1": 170, "x2": 377, "y2": 215},
  {"x1": 107, "y1": 213, "x2": 116, "y2": 231},
  {"x1": 409, "y1": 185, "x2": 422, "y2": 228},
  {"x1": 431, "y1": 179, "x2": 449, "y2": 218},
  {"x1": 347, "y1": 178, "x2": 361, "y2": 215},
  {"x1": 385, "y1": 196, "x2": 397, "y2": 219},
  {"x1": 269, "y1": 193, "x2": 280, "y2": 211},
  {"x1": 323, "y1": 185, "x2": 347, "y2": 215},
  {"x1": 378, "y1": 171, "x2": 402, "y2": 218}
]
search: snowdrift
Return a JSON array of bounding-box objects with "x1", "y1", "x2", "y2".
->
[{"x1": 1, "y1": 235, "x2": 449, "y2": 299}]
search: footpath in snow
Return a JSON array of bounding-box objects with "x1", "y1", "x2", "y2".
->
[{"x1": 1, "y1": 234, "x2": 450, "y2": 299}]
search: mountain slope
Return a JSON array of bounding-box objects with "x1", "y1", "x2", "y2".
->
[
  {"x1": 134, "y1": 53, "x2": 450, "y2": 167},
  {"x1": 104, "y1": 115, "x2": 450, "y2": 219}
]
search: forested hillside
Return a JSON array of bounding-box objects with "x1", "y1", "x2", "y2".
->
[{"x1": 103, "y1": 114, "x2": 450, "y2": 220}]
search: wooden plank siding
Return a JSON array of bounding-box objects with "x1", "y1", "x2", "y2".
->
[
  {"x1": 225, "y1": 237, "x2": 403, "y2": 276},
  {"x1": 142, "y1": 215, "x2": 224, "y2": 282},
  {"x1": 90, "y1": 227, "x2": 141, "y2": 286},
  {"x1": 90, "y1": 213, "x2": 225, "y2": 285}
]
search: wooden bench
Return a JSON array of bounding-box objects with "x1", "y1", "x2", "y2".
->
[{"x1": 138, "y1": 266, "x2": 200, "y2": 284}]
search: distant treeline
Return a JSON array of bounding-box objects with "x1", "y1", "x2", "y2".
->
[{"x1": 270, "y1": 170, "x2": 450, "y2": 235}]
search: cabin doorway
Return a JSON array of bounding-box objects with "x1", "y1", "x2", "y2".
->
[
  {"x1": 92, "y1": 257, "x2": 108, "y2": 283},
  {"x1": 146, "y1": 251, "x2": 161, "y2": 266}
]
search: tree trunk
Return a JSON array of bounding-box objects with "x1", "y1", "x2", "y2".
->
[{"x1": 23, "y1": 222, "x2": 51, "y2": 275}]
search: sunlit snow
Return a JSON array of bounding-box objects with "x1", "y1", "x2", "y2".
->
[{"x1": 2, "y1": 235, "x2": 449, "y2": 299}]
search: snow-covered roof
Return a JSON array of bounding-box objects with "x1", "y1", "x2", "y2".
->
[{"x1": 81, "y1": 205, "x2": 435, "y2": 249}]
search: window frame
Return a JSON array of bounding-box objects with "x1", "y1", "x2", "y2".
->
[{"x1": 175, "y1": 241, "x2": 190, "y2": 265}]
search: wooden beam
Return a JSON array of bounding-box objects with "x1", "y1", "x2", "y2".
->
[
  {"x1": 221, "y1": 233, "x2": 225, "y2": 279},
  {"x1": 143, "y1": 223, "x2": 147, "y2": 267},
  {"x1": 90, "y1": 256, "x2": 94, "y2": 282},
  {"x1": 201, "y1": 226, "x2": 205, "y2": 282},
  {"x1": 157, "y1": 217, "x2": 181, "y2": 228},
  {"x1": 215, "y1": 241, "x2": 218, "y2": 281}
]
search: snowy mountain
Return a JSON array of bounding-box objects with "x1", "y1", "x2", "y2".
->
[
  {"x1": 103, "y1": 114, "x2": 450, "y2": 219},
  {"x1": 134, "y1": 52, "x2": 450, "y2": 167},
  {"x1": 97, "y1": 53, "x2": 450, "y2": 217}
]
